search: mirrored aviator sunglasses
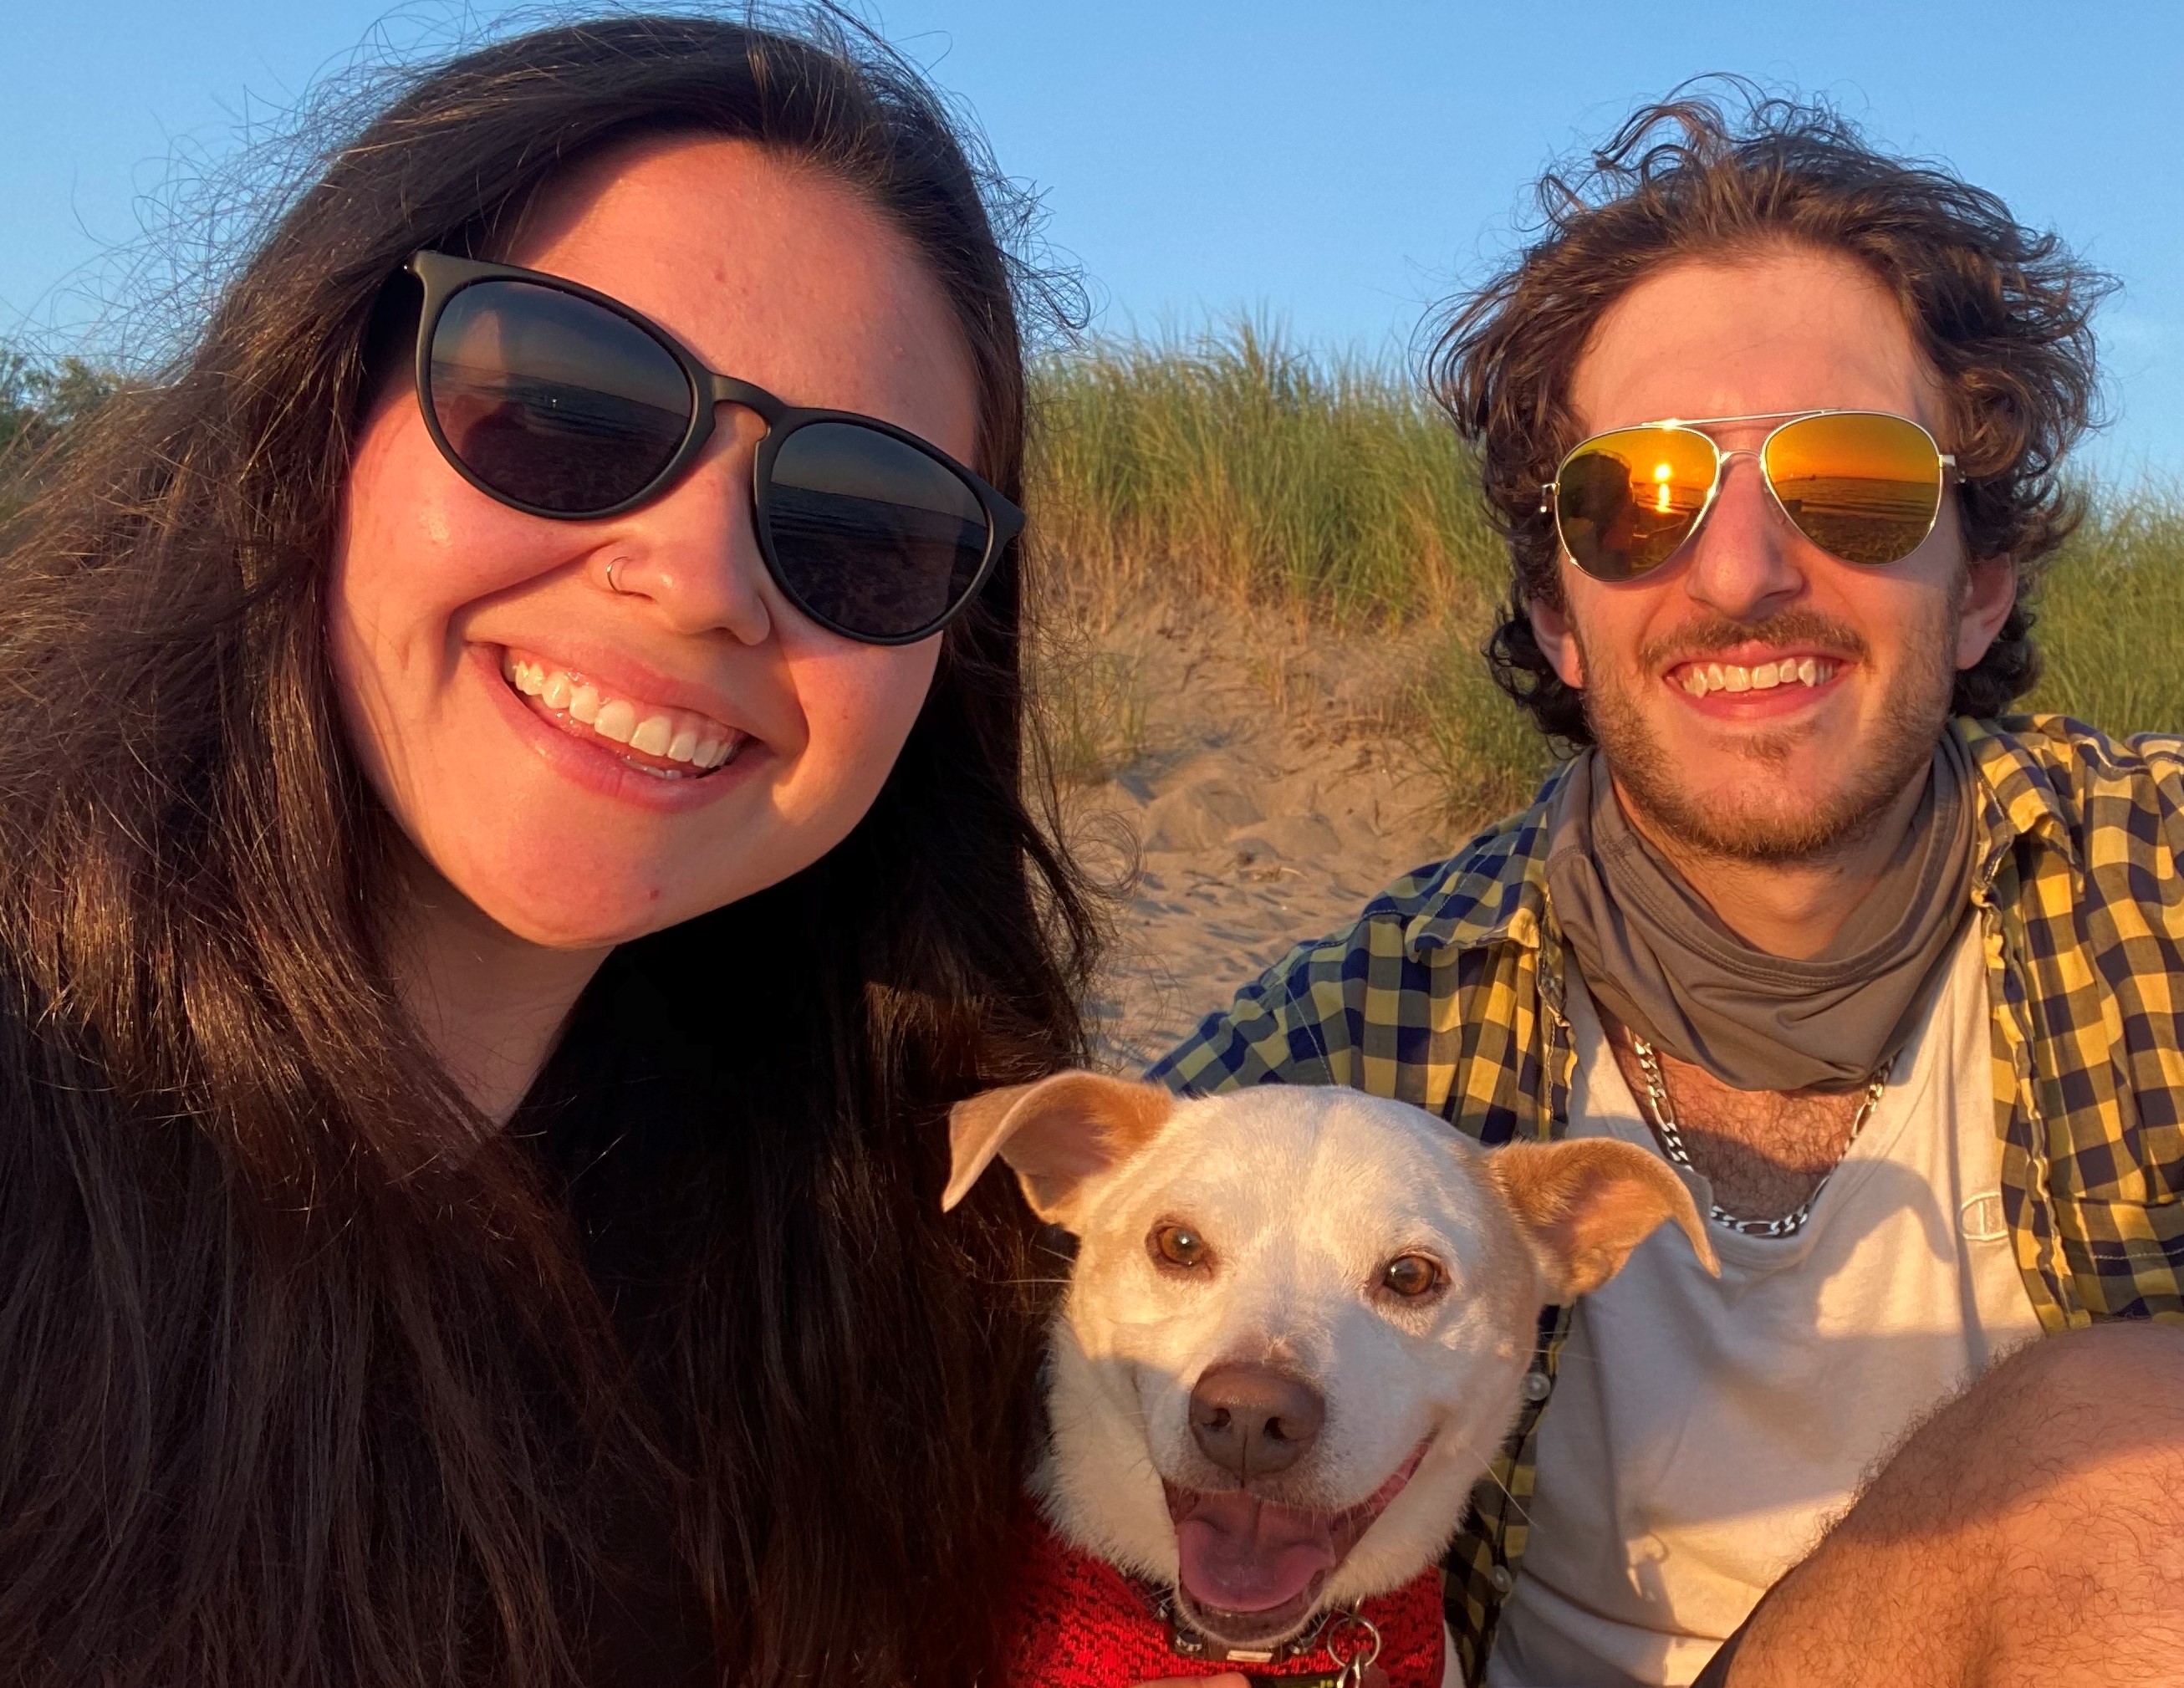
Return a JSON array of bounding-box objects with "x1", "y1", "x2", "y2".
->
[
  {"x1": 403, "y1": 250, "x2": 1023, "y2": 645},
  {"x1": 1542, "y1": 410, "x2": 1957, "y2": 583}
]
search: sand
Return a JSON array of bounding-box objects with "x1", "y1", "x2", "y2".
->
[{"x1": 1056, "y1": 608, "x2": 1471, "y2": 1073}]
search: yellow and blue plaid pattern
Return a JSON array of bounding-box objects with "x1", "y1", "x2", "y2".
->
[{"x1": 1149, "y1": 715, "x2": 2184, "y2": 1685}]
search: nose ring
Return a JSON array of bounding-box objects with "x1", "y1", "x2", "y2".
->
[{"x1": 605, "y1": 557, "x2": 631, "y2": 595}]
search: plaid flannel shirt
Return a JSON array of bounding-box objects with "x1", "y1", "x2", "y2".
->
[{"x1": 1148, "y1": 715, "x2": 2184, "y2": 1686}]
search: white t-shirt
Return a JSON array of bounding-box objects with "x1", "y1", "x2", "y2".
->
[{"x1": 1485, "y1": 926, "x2": 2044, "y2": 1688}]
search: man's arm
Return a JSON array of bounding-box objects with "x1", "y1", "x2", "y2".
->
[{"x1": 1708, "y1": 1321, "x2": 2184, "y2": 1687}]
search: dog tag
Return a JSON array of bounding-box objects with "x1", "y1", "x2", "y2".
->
[{"x1": 1325, "y1": 1611, "x2": 1383, "y2": 1688}]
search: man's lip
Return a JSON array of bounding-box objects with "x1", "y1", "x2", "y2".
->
[
  {"x1": 1661, "y1": 663, "x2": 1845, "y2": 720},
  {"x1": 1658, "y1": 644, "x2": 1851, "y2": 674}
]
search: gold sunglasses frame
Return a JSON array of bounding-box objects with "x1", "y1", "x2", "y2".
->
[{"x1": 1538, "y1": 408, "x2": 1959, "y2": 580}]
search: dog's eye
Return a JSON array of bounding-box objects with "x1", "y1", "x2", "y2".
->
[
  {"x1": 1380, "y1": 1254, "x2": 1444, "y2": 1298},
  {"x1": 1148, "y1": 1222, "x2": 1209, "y2": 1270}
]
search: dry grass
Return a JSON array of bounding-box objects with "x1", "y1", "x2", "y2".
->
[
  {"x1": 1033, "y1": 632, "x2": 1151, "y2": 788},
  {"x1": 1028, "y1": 320, "x2": 1504, "y2": 621}
]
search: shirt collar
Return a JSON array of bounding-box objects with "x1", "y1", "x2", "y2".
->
[{"x1": 1393, "y1": 719, "x2": 2070, "y2": 961}]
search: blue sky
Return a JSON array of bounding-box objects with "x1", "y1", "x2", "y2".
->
[{"x1": 6, "y1": 1, "x2": 2179, "y2": 477}]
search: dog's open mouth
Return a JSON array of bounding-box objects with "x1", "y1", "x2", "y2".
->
[{"x1": 1161, "y1": 1436, "x2": 1433, "y2": 1650}]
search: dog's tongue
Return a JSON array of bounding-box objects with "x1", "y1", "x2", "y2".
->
[{"x1": 1172, "y1": 1491, "x2": 1337, "y2": 1614}]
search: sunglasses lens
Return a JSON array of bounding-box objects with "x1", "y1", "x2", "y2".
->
[
  {"x1": 1554, "y1": 427, "x2": 1719, "y2": 579},
  {"x1": 766, "y1": 422, "x2": 990, "y2": 640},
  {"x1": 1763, "y1": 412, "x2": 1945, "y2": 565},
  {"x1": 428, "y1": 280, "x2": 693, "y2": 513}
]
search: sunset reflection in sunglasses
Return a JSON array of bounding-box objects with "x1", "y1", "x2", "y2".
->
[
  {"x1": 1554, "y1": 414, "x2": 1945, "y2": 580},
  {"x1": 1763, "y1": 413, "x2": 1942, "y2": 565},
  {"x1": 425, "y1": 278, "x2": 993, "y2": 639}
]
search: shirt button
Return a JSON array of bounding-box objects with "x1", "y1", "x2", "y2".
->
[
  {"x1": 1489, "y1": 1565, "x2": 1515, "y2": 1595},
  {"x1": 1522, "y1": 1371, "x2": 1553, "y2": 1402}
]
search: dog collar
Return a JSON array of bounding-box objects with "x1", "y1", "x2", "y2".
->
[{"x1": 1144, "y1": 1582, "x2": 1383, "y2": 1677}]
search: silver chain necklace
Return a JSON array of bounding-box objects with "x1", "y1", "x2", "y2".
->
[{"x1": 1626, "y1": 1035, "x2": 1892, "y2": 1239}]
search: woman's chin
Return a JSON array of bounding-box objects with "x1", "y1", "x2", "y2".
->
[
  {"x1": 450, "y1": 860, "x2": 738, "y2": 953},
  {"x1": 481, "y1": 891, "x2": 702, "y2": 952}
]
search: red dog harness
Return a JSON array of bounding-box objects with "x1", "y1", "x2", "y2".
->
[{"x1": 1001, "y1": 1507, "x2": 1445, "y2": 1687}]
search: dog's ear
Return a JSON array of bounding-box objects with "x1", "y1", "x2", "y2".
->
[
  {"x1": 943, "y1": 1072, "x2": 1176, "y2": 1230},
  {"x1": 1485, "y1": 1137, "x2": 1719, "y2": 1299}
]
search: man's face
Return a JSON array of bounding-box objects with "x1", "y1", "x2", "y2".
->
[{"x1": 1533, "y1": 247, "x2": 2017, "y2": 863}]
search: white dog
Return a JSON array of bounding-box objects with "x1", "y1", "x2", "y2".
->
[{"x1": 946, "y1": 1072, "x2": 1715, "y2": 1681}]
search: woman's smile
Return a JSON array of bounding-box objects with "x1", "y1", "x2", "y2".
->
[
  {"x1": 469, "y1": 642, "x2": 768, "y2": 815},
  {"x1": 498, "y1": 647, "x2": 747, "y2": 778}
]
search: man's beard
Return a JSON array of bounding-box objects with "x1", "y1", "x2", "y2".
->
[{"x1": 1573, "y1": 594, "x2": 1960, "y2": 866}]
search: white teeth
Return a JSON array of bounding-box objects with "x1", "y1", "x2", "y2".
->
[
  {"x1": 503, "y1": 651, "x2": 741, "y2": 772},
  {"x1": 591, "y1": 699, "x2": 637, "y2": 744},
  {"x1": 1678, "y1": 655, "x2": 1840, "y2": 697}
]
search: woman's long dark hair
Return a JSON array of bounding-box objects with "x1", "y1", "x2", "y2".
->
[{"x1": 0, "y1": 13, "x2": 1095, "y2": 1686}]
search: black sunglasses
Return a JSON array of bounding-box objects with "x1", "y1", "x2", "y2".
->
[{"x1": 403, "y1": 250, "x2": 1023, "y2": 645}]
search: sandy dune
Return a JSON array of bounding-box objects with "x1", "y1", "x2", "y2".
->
[{"x1": 1059, "y1": 609, "x2": 1469, "y2": 1072}]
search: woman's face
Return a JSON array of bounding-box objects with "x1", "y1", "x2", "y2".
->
[{"x1": 331, "y1": 137, "x2": 978, "y2": 948}]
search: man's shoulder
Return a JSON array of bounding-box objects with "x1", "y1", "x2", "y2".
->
[
  {"x1": 1146, "y1": 782, "x2": 1563, "y2": 1096},
  {"x1": 1974, "y1": 712, "x2": 2184, "y2": 782},
  {"x1": 1191, "y1": 789, "x2": 1556, "y2": 987},
  {"x1": 1354, "y1": 779, "x2": 1563, "y2": 956},
  {"x1": 1968, "y1": 714, "x2": 2184, "y2": 854}
]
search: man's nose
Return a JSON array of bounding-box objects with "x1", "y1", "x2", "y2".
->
[
  {"x1": 1680, "y1": 451, "x2": 1808, "y2": 622},
  {"x1": 597, "y1": 411, "x2": 778, "y2": 644}
]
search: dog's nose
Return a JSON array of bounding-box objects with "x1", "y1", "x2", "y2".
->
[{"x1": 1188, "y1": 1364, "x2": 1324, "y2": 1479}]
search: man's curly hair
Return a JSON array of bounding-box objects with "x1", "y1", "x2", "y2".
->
[{"x1": 1426, "y1": 83, "x2": 2113, "y2": 746}]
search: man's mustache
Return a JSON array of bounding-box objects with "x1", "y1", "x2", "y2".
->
[{"x1": 1636, "y1": 610, "x2": 1871, "y2": 672}]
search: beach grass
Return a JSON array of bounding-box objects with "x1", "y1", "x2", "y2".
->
[
  {"x1": 1024, "y1": 324, "x2": 2184, "y2": 824},
  {"x1": 1027, "y1": 321, "x2": 1505, "y2": 626},
  {"x1": 2021, "y1": 489, "x2": 2184, "y2": 740}
]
